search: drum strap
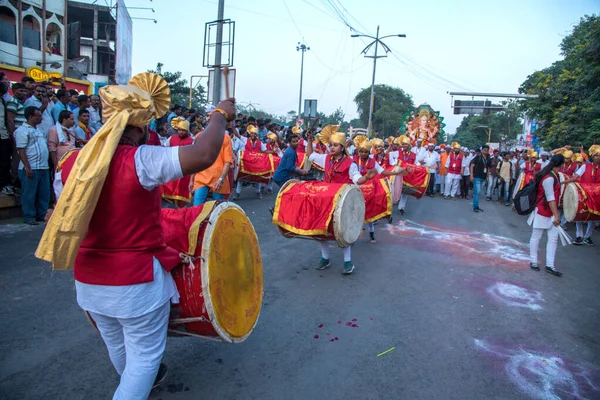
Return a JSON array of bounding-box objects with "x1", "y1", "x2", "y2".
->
[{"x1": 188, "y1": 201, "x2": 217, "y2": 255}]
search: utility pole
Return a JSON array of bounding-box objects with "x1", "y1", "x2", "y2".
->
[
  {"x1": 352, "y1": 27, "x2": 405, "y2": 138},
  {"x1": 212, "y1": 0, "x2": 225, "y2": 105},
  {"x1": 297, "y1": 42, "x2": 310, "y2": 118}
]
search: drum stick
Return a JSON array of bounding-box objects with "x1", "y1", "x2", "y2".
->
[{"x1": 223, "y1": 67, "x2": 230, "y2": 99}]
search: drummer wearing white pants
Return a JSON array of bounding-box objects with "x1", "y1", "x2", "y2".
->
[
  {"x1": 40, "y1": 80, "x2": 237, "y2": 400},
  {"x1": 528, "y1": 154, "x2": 565, "y2": 277},
  {"x1": 443, "y1": 142, "x2": 463, "y2": 199}
]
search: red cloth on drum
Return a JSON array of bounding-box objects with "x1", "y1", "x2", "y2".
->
[
  {"x1": 272, "y1": 154, "x2": 281, "y2": 171},
  {"x1": 398, "y1": 160, "x2": 430, "y2": 198},
  {"x1": 245, "y1": 138, "x2": 263, "y2": 153},
  {"x1": 324, "y1": 154, "x2": 354, "y2": 184},
  {"x1": 353, "y1": 156, "x2": 376, "y2": 176},
  {"x1": 273, "y1": 181, "x2": 347, "y2": 235},
  {"x1": 560, "y1": 162, "x2": 577, "y2": 177},
  {"x1": 60, "y1": 147, "x2": 181, "y2": 286},
  {"x1": 535, "y1": 173, "x2": 560, "y2": 217},
  {"x1": 447, "y1": 153, "x2": 463, "y2": 175},
  {"x1": 361, "y1": 178, "x2": 392, "y2": 222},
  {"x1": 161, "y1": 135, "x2": 194, "y2": 207},
  {"x1": 400, "y1": 150, "x2": 416, "y2": 165},
  {"x1": 296, "y1": 150, "x2": 306, "y2": 169},
  {"x1": 239, "y1": 151, "x2": 274, "y2": 178}
]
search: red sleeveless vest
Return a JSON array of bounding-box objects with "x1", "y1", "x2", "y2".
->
[
  {"x1": 401, "y1": 151, "x2": 416, "y2": 164},
  {"x1": 448, "y1": 153, "x2": 463, "y2": 175},
  {"x1": 324, "y1": 154, "x2": 353, "y2": 184},
  {"x1": 535, "y1": 173, "x2": 560, "y2": 217},
  {"x1": 579, "y1": 162, "x2": 600, "y2": 184},
  {"x1": 60, "y1": 146, "x2": 181, "y2": 286},
  {"x1": 245, "y1": 138, "x2": 262, "y2": 153},
  {"x1": 353, "y1": 156, "x2": 375, "y2": 176},
  {"x1": 169, "y1": 134, "x2": 194, "y2": 147},
  {"x1": 297, "y1": 139, "x2": 306, "y2": 153},
  {"x1": 560, "y1": 162, "x2": 577, "y2": 177}
]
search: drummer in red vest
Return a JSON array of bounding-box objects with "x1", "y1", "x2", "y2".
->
[
  {"x1": 165, "y1": 117, "x2": 195, "y2": 147},
  {"x1": 528, "y1": 154, "x2": 566, "y2": 277},
  {"x1": 44, "y1": 73, "x2": 237, "y2": 398},
  {"x1": 398, "y1": 136, "x2": 416, "y2": 215},
  {"x1": 353, "y1": 135, "x2": 409, "y2": 243},
  {"x1": 443, "y1": 142, "x2": 463, "y2": 199},
  {"x1": 563, "y1": 144, "x2": 600, "y2": 246},
  {"x1": 232, "y1": 124, "x2": 268, "y2": 200},
  {"x1": 305, "y1": 125, "x2": 374, "y2": 274},
  {"x1": 371, "y1": 138, "x2": 387, "y2": 168}
]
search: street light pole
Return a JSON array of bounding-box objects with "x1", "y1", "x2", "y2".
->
[
  {"x1": 352, "y1": 27, "x2": 405, "y2": 138},
  {"x1": 297, "y1": 43, "x2": 310, "y2": 118},
  {"x1": 212, "y1": 0, "x2": 225, "y2": 106}
]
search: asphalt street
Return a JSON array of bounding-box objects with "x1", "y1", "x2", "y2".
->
[{"x1": 1, "y1": 189, "x2": 599, "y2": 400}]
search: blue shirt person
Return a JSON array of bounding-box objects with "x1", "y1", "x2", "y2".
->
[{"x1": 272, "y1": 136, "x2": 307, "y2": 186}]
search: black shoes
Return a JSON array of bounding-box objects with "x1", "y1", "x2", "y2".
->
[
  {"x1": 545, "y1": 266, "x2": 562, "y2": 277},
  {"x1": 529, "y1": 262, "x2": 540, "y2": 271},
  {"x1": 152, "y1": 363, "x2": 168, "y2": 389},
  {"x1": 573, "y1": 237, "x2": 583, "y2": 245}
]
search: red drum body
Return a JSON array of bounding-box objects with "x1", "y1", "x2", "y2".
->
[
  {"x1": 272, "y1": 180, "x2": 365, "y2": 247},
  {"x1": 563, "y1": 182, "x2": 600, "y2": 222},
  {"x1": 360, "y1": 178, "x2": 392, "y2": 222},
  {"x1": 398, "y1": 161, "x2": 430, "y2": 199},
  {"x1": 161, "y1": 202, "x2": 263, "y2": 343},
  {"x1": 235, "y1": 151, "x2": 274, "y2": 184}
]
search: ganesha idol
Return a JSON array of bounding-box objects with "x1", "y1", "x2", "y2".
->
[{"x1": 400, "y1": 104, "x2": 445, "y2": 145}]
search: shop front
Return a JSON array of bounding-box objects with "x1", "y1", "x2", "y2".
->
[{"x1": 0, "y1": 64, "x2": 93, "y2": 95}]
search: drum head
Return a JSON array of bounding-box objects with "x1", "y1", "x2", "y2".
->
[
  {"x1": 333, "y1": 185, "x2": 365, "y2": 247},
  {"x1": 563, "y1": 183, "x2": 579, "y2": 222},
  {"x1": 201, "y1": 202, "x2": 263, "y2": 343}
]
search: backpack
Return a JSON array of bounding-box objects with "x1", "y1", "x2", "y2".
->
[{"x1": 513, "y1": 174, "x2": 557, "y2": 215}]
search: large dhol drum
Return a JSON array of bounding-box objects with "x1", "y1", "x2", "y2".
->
[
  {"x1": 399, "y1": 161, "x2": 430, "y2": 199},
  {"x1": 557, "y1": 172, "x2": 566, "y2": 207},
  {"x1": 272, "y1": 180, "x2": 365, "y2": 247},
  {"x1": 361, "y1": 178, "x2": 392, "y2": 222},
  {"x1": 235, "y1": 150, "x2": 274, "y2": 184},
  {"x1": 563, "y1": 182, "x2": 600, "y2": 222},
  {"x1": 161, "y1": 201, "x2": 263, "y2": 342}
]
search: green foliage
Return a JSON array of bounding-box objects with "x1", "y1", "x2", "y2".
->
[
  {"x1": 353, "y1": 84, "x2": 414, "y2": 137},
  {"x1": 519, "y1": 15, "x2": 600, "y2": 148},
  {"x1": 452, "y1": 105, "x2": 522, "y2": 150},
  {"x1": 147, "y1": 63, "x2": 207, "y2": 112}
]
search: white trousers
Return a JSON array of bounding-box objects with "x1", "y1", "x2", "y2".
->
[
  {"x1": 89, "y1": 301, "x2": 170, "y2": 400},
  {"x1": 320, "y1": 242, "x2": 352, "y2": 262},
  {"x1": 444, "y1": 174, "x2": 461, "y2": 197},
  {"x1": 529, "y1": 226, "x2": 559, "y2": 267},
  {"x1": 576, "y1": 222, "x2": 593, "y2": 239},
  {"x1": 367, "y1": 222, "x2": 375, "y2": 233},
  {"x1": 236, "y1": 180, "x2": 263, "y2": 194},
  {"x1": 398, "y1": 193, "x2": 409, "y2": 210}
]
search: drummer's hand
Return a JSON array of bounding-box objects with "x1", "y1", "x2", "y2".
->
[
  {"x1": 564, "y1": 145, "x2": 571, "y2": 149},
  {"x1": 213, "y1": 179, "x2": 223, "y2": 192},
  {"x1": 216, "y1": 98, "x2": 236, "y2": 121},
  {"x1": 470, "y1": 176, "x2": 474, "y2": 183},
  {"x1": 306, "y1": 131, "x2": 313, "y2": 141},
  {"x1": 407, "y1": 166, "x2": 414, "y2": 173},
  {"x1": 552, "y1": 215, "x2": 560, "y2": 226},
  {"x1": 366, "y1": 168, "x2": 378, "y2": 179}
]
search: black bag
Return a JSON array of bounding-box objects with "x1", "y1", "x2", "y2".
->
[
  {"x1": 513, "y1": 179, "x2": 539, "y2": 215},
  {"x1": 513, "y1": 174, "x2": 557, "y2": 215}
]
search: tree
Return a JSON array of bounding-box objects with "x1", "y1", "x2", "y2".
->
[
  {"x1": 519, "y1": 15, "x2": 600, "y2": 148},
  {"x1": 353, "y1": 84, "x2": 414, "y2": 137},
  {"x1": 147, "y1": 63, "x2": 207, "y2": 112}
]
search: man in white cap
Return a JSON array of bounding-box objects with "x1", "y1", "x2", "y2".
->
[{"x1": 417, "y1": 143, "x2": 439, "y2": 197}]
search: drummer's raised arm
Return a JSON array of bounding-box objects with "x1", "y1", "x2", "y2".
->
[{"x1": 179, "y1": 99, "x2": 235, "y2": 176}]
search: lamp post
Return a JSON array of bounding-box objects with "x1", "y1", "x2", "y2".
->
[
  {"x1": 296, "y1": 42, "x2": 310, "y2": 118},
  {"x1": 352, "y1": 27, "x2": 405, "y2": 138}
]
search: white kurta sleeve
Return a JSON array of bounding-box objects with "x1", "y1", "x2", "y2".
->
[
  {"x1": 349, "y1": 162, "x2": 362, "y2": 184},
  {"x1": 374, "y1": 162, "x2": 385, "y2": 174},
  {"x1": 542, "y1": 176, "x2": 556, "y2": 202},
  {"x1": 135, "y1": 146, "x2": 184, "y2": 191},
  {"x1": 575, "y1": 164, "x2": 586, "y2": 177},
  {"x1": 260, "y1": 142, "x2": 267, "y2": 152},
  {"x1": 308, "y1": 152, "x2": 326, "y2": 169}
]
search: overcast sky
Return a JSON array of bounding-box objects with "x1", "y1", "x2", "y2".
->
[{"x1": 127, "y1": 0, "x2": 599, "y2": 133}]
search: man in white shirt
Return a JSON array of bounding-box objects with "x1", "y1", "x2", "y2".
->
[
  {"x1": 417, "y1": 143, "x2": 438, "y2": 197},
  {"x1": 87, "y1": 94, "x2": 103, "y2": 131},
  {"x1": 460, "y1": 148, "x2": 473, "y2": 199}
]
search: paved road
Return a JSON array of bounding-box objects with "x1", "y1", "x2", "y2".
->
[{"x1": 1, "y1": 190, "x2": 599, "y2": 400}]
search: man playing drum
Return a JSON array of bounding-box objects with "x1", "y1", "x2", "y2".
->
[
  {"x1": 37, "y1": 73, "x2": 237, "y2": 399},
  {"x1": 563, "y1": 144, "x2": 600, "y2": 246},
  {"x1": 232, "y1": 125, "x2": 268, "y2": 200},
  {"x1": 305, "y1": 126, "x2": 374, "y2": 274},
  {"x1": 398, "y1": 136, "x2": 416, "y2": 215}
]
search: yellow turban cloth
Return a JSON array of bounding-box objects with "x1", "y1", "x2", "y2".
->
[{"x1": 36, "y1": 72, "x2": 170, "y2": 270}]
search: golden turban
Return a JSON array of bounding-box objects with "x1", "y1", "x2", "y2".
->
[
  {"x1": 353, "y1": 135, "x2": 371, "y2": 151},
  {"x1": 247, "y1": 125, "x2": 258, "y2": 135},
  {"x1": 589, "y1": 145, "x2": 600, "y2": 157},
  {"x1": 36, "y1": 72, "x2": 170, "y2": 270},
  {"x1": 398, "y1": 135, "x2": 411, "y2": 145},
  {"x1": 529, "y1": 151, "x2": 539, "y2": 159},
  {"x1": 451, "y1": 141, "x2": 461, "y2": 149},
  {"x1": 386, "y1": 136, "x2": 395, "y2": 145},
  {"x1": 267, "y1": 132, "x2": 278, "y2": 141},
  {"x1": 526, "y1": 148, "x2": 536, "y2": 157},
  {"x1": 371, "y1": 138, "x2": 384, "y2": 148},
  {"x1": 291, "y1": 126, "x2": 303, "y2": 136},
  {"x1": 319, "y1": 125, "x2": 345, "y2": 146},
  {"x1": 562, "y1": 150, "x2": 573, "y2": 159},
  {"x1": 572, "y1": 153, "x2": 583, "y2": 163},
  {"x1": 171, "y1": 116, "x2": 189, "y2": 131}
]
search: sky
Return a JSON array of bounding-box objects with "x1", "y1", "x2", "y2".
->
[{"x1": 125, "y1": 0, "x2": 599, "y2": 134}]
